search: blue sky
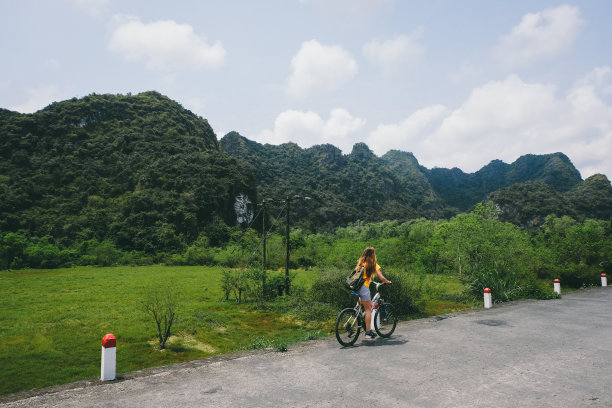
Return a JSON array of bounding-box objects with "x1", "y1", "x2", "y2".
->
[{"x1": 2, "y1": 0, "x2": 611, "y2": 179}]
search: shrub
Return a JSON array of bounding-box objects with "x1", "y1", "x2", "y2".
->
[
  {"x1": 307, "y1": 268, "x2": 354, "y2": 309},
  {"x1": 557, "y1": 264, "x2": 602, "y2": 288},
  {"x1": 142, "y1": 285, "x2": 181, "y2": 349},
  {"x1": 464, "y1": 266, "x2": 557, "y2": 301},
  {"x1": 306, "y1": 267, "x2": 424, "y2": 317},
  {"x1": 77, "y1": 239, "x2": 122, "y2": 266},
  {"x1": 378, "y1": 269, "x2": 425, "y2": 317},
  {"x1": 23, "y1": 236, "x2": 73, "y2": 268}
]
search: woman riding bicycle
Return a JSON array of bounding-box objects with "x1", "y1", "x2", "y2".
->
[{"x1": 356, "y1": 247, "x2": 391, "y2": 339}]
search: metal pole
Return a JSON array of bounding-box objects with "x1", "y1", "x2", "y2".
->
[
  {"x1": 285, "y1": 196, "x2": 290, "y2": 295},
  {"x1": 262, "y1": 201, "x2": 266, "y2": 270}
]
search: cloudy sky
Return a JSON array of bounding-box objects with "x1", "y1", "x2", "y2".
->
[{"x1": 2, "y1": 0, "x2": 611, "y2": 179}]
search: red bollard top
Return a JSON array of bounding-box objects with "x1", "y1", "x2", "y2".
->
[
  {"x1": 602, "y1": 274, "x2": 607, "y2": 277},
  {"x1": 554, "y1": 279, "x2": 560, "y2": 283},
  {"x1": 102, "y1": 334, "x2": 116, "y2": 348},
  {"x1": 484, "y1": 288, "x2": 491, "y2": 293}
]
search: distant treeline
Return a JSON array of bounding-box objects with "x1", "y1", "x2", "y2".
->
[{"x1": 3, "y1": 204, "x2": 610, "y2": 299}]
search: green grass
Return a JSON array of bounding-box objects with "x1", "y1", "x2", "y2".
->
[
  {"x1": 0, "y1": 265, "x2": 324, "y2": 395},
  {"x1": 421, "y1": 274, "x2": 479, "y2": 315}
]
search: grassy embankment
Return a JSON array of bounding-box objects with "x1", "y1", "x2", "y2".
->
[{"x1": 0, "y1": 265, "x2": 473, "y2": 395}]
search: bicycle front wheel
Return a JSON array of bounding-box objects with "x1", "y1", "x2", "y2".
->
[
  {"x1": 374, "y1": 303, "x2": 397, "y2": 338},
  {"x1": 335, "y1": 308, "x2": 361, "y2": 346}
]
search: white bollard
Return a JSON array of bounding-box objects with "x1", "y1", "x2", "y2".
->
[
  {"x1": 101, "y1": 334, "x2": 116, "y2": 381},
  {"x1": 483, "y1": 288, "x2": 492, "y2": 309},
  {"x1": 602, "y1": 274, "x2": 608, "y2": 287},
  {"x1": 553, "y1": 279, "x2": 561, "y2": 295}
]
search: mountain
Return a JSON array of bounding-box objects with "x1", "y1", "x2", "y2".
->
[
  {"x1": 221, "y1": 133, "x2": 454, "y2": 232},
  {"x1": 488, "y1": 173, "x2": 612, "y2": 227},
  {"x1": 221, "y1": 132, "x2": 611, "y2": 230},
  {"x1": 426, "y1": 153, "x2": 582, "y2": 211},
  {"x1": 0, "y1": 92, "x2": 256, "y2": 252}
]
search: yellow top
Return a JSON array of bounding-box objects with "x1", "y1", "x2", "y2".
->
[{"x1": 361, "y1": 263, "x2": 381, "y2": 288}]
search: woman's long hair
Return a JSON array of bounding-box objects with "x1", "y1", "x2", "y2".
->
[{"x1": 357, "y1": 247, "x2": 377, "y2": 278}]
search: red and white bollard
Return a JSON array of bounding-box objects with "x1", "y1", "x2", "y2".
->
[
  {"x1": 483, "y1": 288, "x2": 492, "y2": 309},
  {"x1": 602, "y1": 274, "x2": 608, "y2": 287},
  {"x1": 101, "y1": 334, "x2": 116, "y2": 381},
  {"x1": 553, "y1": 279, "x2": 561, "y2": 295}
]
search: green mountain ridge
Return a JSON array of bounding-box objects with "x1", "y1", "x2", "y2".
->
[{"x1": 220, "y1": 131, "x2": 611, "y2": 230}]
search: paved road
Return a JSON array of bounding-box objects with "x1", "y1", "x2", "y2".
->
[{"x1": 2, "y1": 287, "x2": 611, "y2": 407}]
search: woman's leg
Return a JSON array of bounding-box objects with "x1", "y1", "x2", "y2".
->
[{"x1": 361, "y1": 300, "x2": 372, "y2": 332}]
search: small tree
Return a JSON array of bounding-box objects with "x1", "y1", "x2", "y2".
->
[{"x1": 143, "y1": 286, "x2": 180, "y2": 349}]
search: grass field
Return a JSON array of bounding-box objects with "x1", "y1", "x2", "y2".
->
[{"x1": 0, "y1": 265, "x2": 474, "y2": 395}]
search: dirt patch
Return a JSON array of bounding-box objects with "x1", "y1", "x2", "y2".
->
[{"x1": 148, "y1": 334, "x2": 216, "y2": 353}]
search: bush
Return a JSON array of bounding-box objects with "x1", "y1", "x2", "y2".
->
[
  {"x1": 0, "y1": 232, "x2": 29, "y2": 270},
  {"x1": 24, "y1": 236, "x2": 71, "y2": 268},
  {"x1": 378, "y1": 269, "x2": 425, "y2": 317},
  {"x1": 77, "y1": 239, "x2": 122, "y2": 266},
  {"x1": 558, "y1": 264, "x2": 602, "y2": 288},
  {"x1": 306, "y1": 267, "x2": 424, "y2": 317},
  {"x1": 264, "y1": 274, "x2": 286, "y2": 299},
  {"x1": 464, "y1": 266, "x2": 557, "y2": 301},
  {"x1": 142, "y1": 285, "x2": 181, "y2": 349},
  {"x1": 307, "y1": 268, "x2": 354, "y2": 309}
]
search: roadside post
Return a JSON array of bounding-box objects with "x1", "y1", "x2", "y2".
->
[
  {"x1": 554, "y1": 279, "x2": 561, "y2": 295},
  {"x1": 602, "y1": 274, "x2": 607, "y2": 287},
  {"x1": 101, "y1": 334, "x2": 116, "y2": 381},
  {"x1": 484, "y1": 288, "x2": 492, "y2": 309}
]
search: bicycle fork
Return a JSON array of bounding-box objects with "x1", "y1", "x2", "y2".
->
[{"x1": 370, "y1": 300, "x2": 380, "y2": 330}]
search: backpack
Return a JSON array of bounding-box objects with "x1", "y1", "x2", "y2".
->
[{"x1": 346, "y1": 266, "x2": 365, "y2": 291}]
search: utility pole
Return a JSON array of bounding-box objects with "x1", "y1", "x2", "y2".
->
[
  {"x1": 285, "y1": 196, "x2": 290, "y2": 295},
  {"x1": 262, "y1": 200, "x2": 267, "y2": 270},
  {"x1": 283, "y1": 195, "x2": 310, "y2": 296}
]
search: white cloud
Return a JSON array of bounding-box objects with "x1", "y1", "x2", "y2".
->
[
  {"x1": 494, "y1": 5, "x2": 583, "y2": 68},
  {"x1": 448, "y1": 62, "x2": 482, "y2": 84},
  {"x1": 253, "y1": 108, "x2": 365, "y2": 152},
  {"x1": 420, "y1": 75, "x2": 561, "y2": 170},
  {"x1": 435, "y1": 75, "x2": 559, "y2": 138},
  {"x1": 363, "y1": 30, "x2": 425, "y2": 78},
  {"x1": 9, "y1": 85, "x2": 65, "y2": 113},
  {"x1": 368, "y1": 70, "x2": 612, "y2": 179},
  {"x1": 367, "y1": 105, "x2": 447, "y2": 155},
  {"x1": 108, "y1": 15, "x2": 226, "y2": 71},
  {"x1": 287, "y1": 40, "x2": 358, "y2": 98}
]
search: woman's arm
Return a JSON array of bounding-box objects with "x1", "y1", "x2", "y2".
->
[{"x1": 376, "y1": 268, "x2": 391, "y2": 284}]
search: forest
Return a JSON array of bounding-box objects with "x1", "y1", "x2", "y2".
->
[{"x1": 1, "y1": 92, "x2": 612, "y2": 298}]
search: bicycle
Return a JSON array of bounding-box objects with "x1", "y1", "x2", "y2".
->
[{"x1": 335, "y1": 281, "x2": 397, "y2": 346}]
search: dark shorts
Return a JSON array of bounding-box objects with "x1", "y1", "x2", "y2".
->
[{"x1": 358, "y1": 284, "x2": 371, "y2": 302}]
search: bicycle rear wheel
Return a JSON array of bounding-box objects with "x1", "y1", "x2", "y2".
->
[
  {"x1": 374, "y1": 302, "x2": 397, "y2": 338},
  {"x1": 335, "y1": 308, "x2": 361, "y2": 346}
]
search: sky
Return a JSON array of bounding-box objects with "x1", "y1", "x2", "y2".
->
[{"x1": 1, "y1": 0, "x2": 611, "y2": 179}]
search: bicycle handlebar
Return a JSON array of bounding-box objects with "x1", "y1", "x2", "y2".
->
[{"x1": 372, "y1": 281, "x2": 390, "y2": 289}]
